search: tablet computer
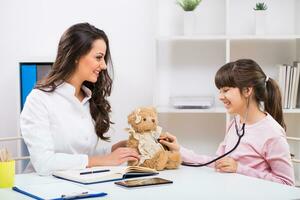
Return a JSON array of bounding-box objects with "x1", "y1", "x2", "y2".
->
[{"x1": 114, "y1": 177, "x2": 173, "y2": 188}]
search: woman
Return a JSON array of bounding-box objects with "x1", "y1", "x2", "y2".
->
[{"x1": 20, "y1": 23, "x2": 139, "y2": 175}]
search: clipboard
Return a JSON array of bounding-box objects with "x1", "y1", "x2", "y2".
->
[{"x1": 12, "y1": 181, "x2": 107, "y2": 200}]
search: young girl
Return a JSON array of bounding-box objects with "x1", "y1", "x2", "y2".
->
[{"x1": 160, "y1": 59, "x2": 295, "y2": 186}]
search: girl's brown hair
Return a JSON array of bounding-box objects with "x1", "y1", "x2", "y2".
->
[
  {"x1": 36, "y1": 23, "x2": 113, "y2": 140},
  {"x1": 214, "y1": 59, "x2": 286, "y2": 130}
]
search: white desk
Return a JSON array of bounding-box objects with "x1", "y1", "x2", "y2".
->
[{"x1": 1, "y1": 166, "x2": 300, "y2": 200}]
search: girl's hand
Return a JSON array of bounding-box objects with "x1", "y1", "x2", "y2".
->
[
  {"x1": 88, "y1": 147, "x2": 139, "y2": 167},
  {"x1": 159, "y1": 132, "x2": 180, "y2": 152},
  {"x1": 215, "y1": 157, "x2": 238, "y2": 173}
]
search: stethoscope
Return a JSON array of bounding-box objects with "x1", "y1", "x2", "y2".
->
[{"x1": 182, "y1": 100, "x2": 249, "y2": 167}]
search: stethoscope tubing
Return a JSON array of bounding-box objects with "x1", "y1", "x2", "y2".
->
[{"x1": 182, "y1": 120, "x2": 245, "y2": 167}]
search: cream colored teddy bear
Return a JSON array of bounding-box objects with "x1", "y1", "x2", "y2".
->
[{"x1": 126, "y1": 106, "x2": 181, "y2": 171}]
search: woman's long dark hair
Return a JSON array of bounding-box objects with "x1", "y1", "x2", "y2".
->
[
  {"x1": 214, "y1": 59, "x2": 286, "y2": 130},
  {"x1": 36, "y1": 23, "x2": 113, "y2": 140}
]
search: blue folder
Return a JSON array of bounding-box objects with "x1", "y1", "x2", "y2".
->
[{"x1": 12, "y1": 186, "x2": 107, "y2": 200}]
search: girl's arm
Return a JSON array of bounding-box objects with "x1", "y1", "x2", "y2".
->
[
  {"x1": 180, "y1": 121, "x2": 233, "y2": 167},
  {"x1": 237, "y1": 136, "x2": 295, "y2": 186},
  {"x1": 180, "y1": 141, "x2": 226, "y2": 168},
  {"x1": 160, "y1": 131, "x2": 228, "y2": 167}
]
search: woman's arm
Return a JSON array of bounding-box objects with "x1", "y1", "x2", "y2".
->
[{"x1": 21, "y1": 90, "x2": 88, "y2": 175}]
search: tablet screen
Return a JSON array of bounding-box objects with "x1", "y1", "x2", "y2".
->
[{"x1": 115, "y1": 177, "x2": 173, "y2": 188}]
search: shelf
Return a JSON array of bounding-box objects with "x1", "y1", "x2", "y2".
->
[
  {"x1": 292, "y1": 159, "x2": 300, "y2": 163},
  {"x1": 229, "y1": 35, "x2": 300, "y2": 40},
  {"x1": 157, "y1": 107, "x2": 300, "y2": 114},
  {"x1": 287, "y1": 137, "x2": 300, "y2": 142},
  {"x1": 157, "y1": 35, "x2": 227, "y2": 41},
  {"x1": 157, "y1": 35, "x2": 300, "y2": 41},
  {"x1": 157, "y1": 106, "x2": 226, "y2": 114},
  {"x1": 156, "y1": 0, "x2": 300, "y2": 184},
  {"x1": 283, "y1": 109, "x2": 300, "y2": 114}
]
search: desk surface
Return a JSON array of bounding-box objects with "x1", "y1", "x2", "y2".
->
[{"x1": 1, "y1": 166, "x2": 300, "y2": 200}]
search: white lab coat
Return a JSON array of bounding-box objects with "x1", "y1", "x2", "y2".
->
[{"x1": 20, "y1": 82, "x2": 111, "y2": 175}]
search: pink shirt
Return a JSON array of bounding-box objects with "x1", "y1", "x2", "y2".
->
[{"x1": 180, "y1": 113, "x2": 295, "y2": 186}]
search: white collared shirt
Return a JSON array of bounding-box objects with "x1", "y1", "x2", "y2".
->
[{"x1": 20, "y1": 82, "x2": 111, "y2": 175}]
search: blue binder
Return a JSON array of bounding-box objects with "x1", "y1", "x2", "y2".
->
[
  {"x1": 20, "y1": 64, "x2": 37, "y2": 110},
  {"x1": 20, "y1": 63, "x2": 52, "y2": 110}
]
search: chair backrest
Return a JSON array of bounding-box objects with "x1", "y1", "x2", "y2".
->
[{"x1": 0, "y1": 136, "x2": 30, "y2": 173}]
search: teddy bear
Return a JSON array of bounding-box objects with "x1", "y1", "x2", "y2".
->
[{"x1": 126, "y1": 106, "x2": 181, "y2": 171}]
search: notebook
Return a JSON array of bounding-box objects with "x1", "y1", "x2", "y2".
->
[
  {"x1": 13, "y1": 181, "x2": 107, "y2": 200},
  {"x1": 52, "y1": 166, "x2": 158, "y2": 184}
]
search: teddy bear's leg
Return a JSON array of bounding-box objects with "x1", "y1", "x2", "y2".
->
[
  {"x1": 128, "y1": 160, "x2": 139, "y2": 166},
  {"x1": 165, "y1": 151, "x2": 182, "y2": 169},
  {"x1": 141, "y1": 150, "x2": 168, "y2": 171}
]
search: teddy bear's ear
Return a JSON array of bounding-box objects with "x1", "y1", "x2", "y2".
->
[
  {"x1": 135, "y1": 115, "x2": 142, "y2": 124},
  {"x1": 134, "y1": 108, "x2": 142, "y2": 124},
  {"x1": 128, "y1": 108, "x2": 142, "y2": 124}
]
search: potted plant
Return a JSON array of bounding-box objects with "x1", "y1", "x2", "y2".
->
[
  {"x1": 177, "y1": 0, "x2": 202, "y2": 35},
  {"x1": 253, "y1": 2, "x2": 268, "y2": 35}
]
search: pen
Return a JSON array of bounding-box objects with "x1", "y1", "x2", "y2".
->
[
  {"x1": 61, "y1": 191, "x2": 108, "y2": 199},
  {"x1": 61, "y1": 191, "x2": 89, "y2": 199},
  {"x1": 79, "y1": 169, "x2": 110, "y2": 175}
]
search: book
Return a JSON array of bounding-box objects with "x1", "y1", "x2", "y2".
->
[
  {"x1": 52, "y1": 166, "x2": 159, "y2": 185},
  {"x1": 296, "y1": 62, "x2": 300, "y2": 108},
  {"x1": 285, "y1": 65, "x2": 291, "y2": 108},
  {"x1": 13, "y1": 181, "x2": 107, "y2": 200},
  {"x1": 291, "y1": 63, "x2": 300, "y2": 108},
  {"x1": 278, "y1": 64, "x2": 287, "y2": 106}
]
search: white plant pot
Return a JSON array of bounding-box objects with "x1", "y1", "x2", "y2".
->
[
  {"x1": 183, "y1": 11, "x2": 195, "y2": 36},
  {"x1": 255, "y1": 11, "x2": 267, "y2": 35}
]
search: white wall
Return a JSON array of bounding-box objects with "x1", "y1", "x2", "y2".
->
[{"x1": 0, "y1": 0, "x2": 156, "y2": 169}]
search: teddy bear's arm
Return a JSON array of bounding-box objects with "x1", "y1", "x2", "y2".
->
[
  {"x1": 127, "y1": 135, "x2": 139, "y2": 149},
  {"x1": 127, "y1": 135, "x2": 140, "y2": 166}
]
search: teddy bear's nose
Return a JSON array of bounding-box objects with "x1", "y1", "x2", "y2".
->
[{"x1": 152, "y1": 119, "x2": 155, "y2": 123}]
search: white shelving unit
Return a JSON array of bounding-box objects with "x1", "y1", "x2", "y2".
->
[{"x1": 155, "y1": 0, "x2": 300, "y2": 184}]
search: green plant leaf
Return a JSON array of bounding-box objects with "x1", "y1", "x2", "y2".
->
[
  {"x1": 176, "y1": 0, "x2": 202, "y2": 11},
  {"x1": 253, "y1": 2, "x2": 267, "y2": 11}
]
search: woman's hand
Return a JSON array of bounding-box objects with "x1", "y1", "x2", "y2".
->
[
  {"x1": 105, "y1": 147, "x2": 140, "y2": 165},
  {"x1": 159, "y1": 132, "x2": 180, "y2": 152},
  {"x1": 111, "y1": 140, "x2": 127, "y2": 152},
  {"x1": 215, "y1": 157, "x2": 238, "y2": 173},
  {"x1": 88, "y1": 147, "x2": 140, "y2": 167}
]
